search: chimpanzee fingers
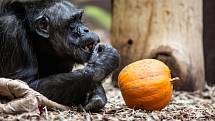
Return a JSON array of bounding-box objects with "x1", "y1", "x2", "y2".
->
[
  {"x1": 84, "y1": 96, "x2": 106, "y2": 112},
  {"x1": 88, "y1": 44, "x2": 120, "y2": 72},
  {"x1": 85, "y1": 44, "x2": 120, "y2": 82},
  {"x1": 93, "y1": 44, "x2": 120, "y2": 57},
  {"x1": 83, "y1": 84, "x2": 107, "y2": 112}
]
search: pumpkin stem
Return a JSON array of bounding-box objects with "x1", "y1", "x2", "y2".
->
[{"x1": 170, "y1": 77, "x2": 180, "y2": 84}]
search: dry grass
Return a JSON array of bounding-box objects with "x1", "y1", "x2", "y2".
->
[{"x1": 0, "y1": 80, "x2": 215, "y2": 121}]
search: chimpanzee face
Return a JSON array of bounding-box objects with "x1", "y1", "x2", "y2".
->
[{"x1": 34, "y1": 1, "x2": 100, "y2": 63}]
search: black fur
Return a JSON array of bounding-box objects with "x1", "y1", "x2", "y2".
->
[{"x1": 0, "y1": 0, "x2": 120, "y2": 112}]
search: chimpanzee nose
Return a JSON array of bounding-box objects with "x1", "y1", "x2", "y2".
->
[
  {"x1": 82, "y1": 32, "x2": 100, "y2": 49},
  {"x1": 89, "y1": 32, "x2": 100, "y2": 44},
  {"x1": 79, "y1": 26, "x2": 89, "y2": 35},
  {"x1": 80, "y1": 32, "x2": 100, "y2": 52}
]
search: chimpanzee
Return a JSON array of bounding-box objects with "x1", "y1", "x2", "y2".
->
[{"x1": 0, "y1": 0, "x2": 120, "y2": 112}]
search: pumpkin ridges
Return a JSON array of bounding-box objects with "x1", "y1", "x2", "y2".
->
[
  {"x1": 125, "y1": 80, "x2": 173, "y2": 110},
  {"x1": 118, "y1": 72, "x2": 139, "y2": 86},
  {"x1": 123, "y1": 79, "x2": 171, "y2": 104},
  {"x1": 119, "y1": 74, "x2": 169, "y2": 88},
  {"x1": 119, "y1": 72, "x2": 170, "y2": 94},
  {"x1": 119, "y1": 64, "x2": 170, "y2": 88},
  {"x1": 119, "y1": 63, "x2": 170, "y2": 79},
  {"x1": 151, "y1": 85, "x2": 173, "y2": 110},
  {"x1": 120, "y1": 76, "x2": 170, "y2": 98},
  {"x1": 119, "y1": 63, "x2": 168, "y2": 85},
  {"x1": 118, "y1": 59, "x2": 173, "y2": 111},
  {"x1": 139, "y1": 84, "x2": 173, "y2": 110},
  {"x1": 125, "y1": 88, "x2": 172, "y2": 110}
]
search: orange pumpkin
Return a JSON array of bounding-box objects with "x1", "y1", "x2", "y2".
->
[{"x1": 118, "y1": 59, "x2": 174, "y2": 111}]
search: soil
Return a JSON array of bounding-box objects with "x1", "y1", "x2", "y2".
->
[{"x1": 0, "y1": 79, "x2": 214, "y2": 121}]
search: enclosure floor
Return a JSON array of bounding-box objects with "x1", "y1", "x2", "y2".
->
[{"x1": 0, "y1": 79, "x2": 214, "y2": 121}]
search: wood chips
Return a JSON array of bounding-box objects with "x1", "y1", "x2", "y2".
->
[{"x1": 0, "y1": 80, "x2": 214, "y2": 121}]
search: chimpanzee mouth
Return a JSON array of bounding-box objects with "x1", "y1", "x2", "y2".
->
[{"x1": 81, "y1": 42, "x2": 96, "y2": 53}]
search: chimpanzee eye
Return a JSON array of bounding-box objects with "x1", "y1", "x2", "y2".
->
[
  {"x1": 68, "y1": 17, "x2": 81, "y2": 25},
  {"x1": 68, "y1": 17, "x2": 75, "y2": 23},
  {"x1": 70, "y1": 23, "x2": 76, "y2": 30},
  {"x1": 69, "y1": 18, "x2": 82, "y2": 30}
]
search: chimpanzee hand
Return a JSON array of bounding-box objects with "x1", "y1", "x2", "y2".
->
[{"x1": 85, "y1": 44, "x2": 120, "y2": 82}]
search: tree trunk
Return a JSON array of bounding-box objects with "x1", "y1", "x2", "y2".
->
[{"x1": 111, "y1": 0, "x2": 204, "y2": 91}]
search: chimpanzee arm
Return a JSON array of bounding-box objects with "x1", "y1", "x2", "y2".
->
[
  {"x1": 30, "y1": 44, "x2": 120, "y2": 106},
  {"x1": 30, "y1": 68, "x2": 96, "y2": 106}
]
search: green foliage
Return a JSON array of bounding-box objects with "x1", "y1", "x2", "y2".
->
[{"x1": 85, "y1": 6, "x2": 111, "y2": 30}]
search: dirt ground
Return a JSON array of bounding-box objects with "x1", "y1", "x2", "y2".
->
[{"x1": 1, "y1": 79, "x2": 214, "y2": 121}]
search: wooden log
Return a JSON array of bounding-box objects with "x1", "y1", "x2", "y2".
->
[{"x1": 111, "y1": 0, "x2": 204, "y2": 91}]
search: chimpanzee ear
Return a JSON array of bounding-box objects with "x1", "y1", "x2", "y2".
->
[
  {"x1": 6, "y1": 2, "x2": 26, "y2": 20},
  {"x1": 35, "y1": 16, "x2": 50, "y2": 38}
]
